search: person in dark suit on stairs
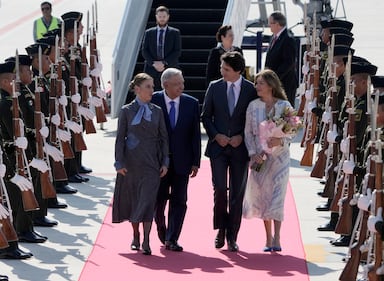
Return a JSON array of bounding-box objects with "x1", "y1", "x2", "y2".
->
[
  {"x1": 152, "y1": 68, "x2": 201, "y2": 252},
  {"x1": 265, "y1": 11, "x2": 298, "y2": 107},
  {"x1": 201, "y1": 51, "x2": 257, "y2": 252},
  {"x1": 142, "y1": 6, "x2": 181, "y2": 91}
]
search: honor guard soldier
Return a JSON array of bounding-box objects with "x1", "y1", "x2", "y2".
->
[
  {"x1": 62, "y1": 12, "x2": 92, "y2": 183},
  {"x1": 329, "y1": 57, "x2": 377, "y2": 247},
  {"x1": 26, "y1": 43, "x2": 78, "y2": 197},
  {"x1": 5, "y1": 54, "x2": 59, "y2": 227},
  {"x1": 0, "y1": 60, "x2": 47, "y2": 255}
]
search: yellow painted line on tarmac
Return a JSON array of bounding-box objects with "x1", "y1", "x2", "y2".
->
[{"x1": 304, "y1": 244, "x2": 327, "y2": 263}]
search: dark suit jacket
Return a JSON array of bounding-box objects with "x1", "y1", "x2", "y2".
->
[
  {"x1": 206, "y1": 45, "x2": 243, "y2": 85},
  {"x1": 201, "y1": 78, "x2": 257, "y2": 160},
  {"x1": 151, "y1": 91, "x2": 201, "y2": 175},
  {"x1": 142, "y1": 26, "x2": 181, "y2": 73},
  {"x1": 265, "y1": 28, "x2": 298, "y2": 100}
]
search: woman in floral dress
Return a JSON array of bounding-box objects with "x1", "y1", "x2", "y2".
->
[{"x1": 243, "y1": 69, "x2": 299, "y2": 252}]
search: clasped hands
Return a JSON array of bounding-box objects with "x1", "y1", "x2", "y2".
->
[
  {"x1": 214, "y1": 134, "x2": 243, "y2": 148},
  {"x1": 153, "y1": 61, "x2": 165, "y2": 72}
]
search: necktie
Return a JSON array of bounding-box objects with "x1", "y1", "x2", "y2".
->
[
  {"x1": 228, "y1": 83, "x2": 235, "y2": 116},
  {"x1": 169, "y1": 101, "x2": 176, "y2": 129},
  {"x1": 270, "y1": 35, "x2": 277, "y2": 49},
  {"x1": 157, "y1": 29, "x2": 164, "y2": 59}
]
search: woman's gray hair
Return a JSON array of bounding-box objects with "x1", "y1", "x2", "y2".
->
[{"x1": 160, "y1": 68, "x2": 182, "y2": 88}]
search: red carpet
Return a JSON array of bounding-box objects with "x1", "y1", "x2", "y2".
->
[{"x1": 79, "y1": 161, "x2": 309, "y2": 281}]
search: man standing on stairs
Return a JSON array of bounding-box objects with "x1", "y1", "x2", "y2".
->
[{"x1": 142, "y1": 6, "x2": 181, "y2": 91}]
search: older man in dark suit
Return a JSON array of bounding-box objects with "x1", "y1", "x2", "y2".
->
[
  {"x1": 142, "y1": 6, "x2": 181, "y2": 91},
  {"x1": 202, "y1": 51, "x2": 257, "y2": 251},
  {"x1": 265, "y1": 11, "x2": 298, "y2": 107},
  {"x1": 152, "y1": 68, "x2": 201, "y2": 252}
]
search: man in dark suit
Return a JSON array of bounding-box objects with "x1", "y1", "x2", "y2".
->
[
  {"x1": 142, "y1": 6, "x2": 181, "y2": 91},
  {"x1": 152, "y1": 68, "x2": 201, "y2": 252},
  {"x1": 201, "y1": 51, "x2": 257, "y2": 251},
  {"x1": 265, "y1": 11, "x2": 298, "y2": 107}
]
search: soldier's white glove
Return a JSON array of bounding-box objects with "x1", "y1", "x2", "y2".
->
[
  {"x1": 342, "y1": 154, "x2": 355, "y2": 174},
  {"x1": 96, "y1": 62, "x2": 103, "y2": 72},
  {"x1": 0, "y1": 204, "x2": 9, "y2": 219},
  {"x1": 97, "y1": 88, "x2": 106, "y2": 99},
  {"x1": 0, "y1": 163, "x2": 6, "y2": 178},
  {"x1": 321, "y1": 111, "x2": 331, "y2": 124},
  {"x1": 29, "y1": 158, "x2": 49, "y2": 173},
  {"x1": 51, "y1": 114, "x2": 61, "y2": 126},
  {"x1": 90, "y1": 96, "x2": 103, "y2": 107},
  {"x1": 302, "y1": 63, "x2": 309, "y2": 75},
  {"x1": 57, "y1": 128, "x2": 71, "y2": 142},
  {"x1": 10, "y1": 174, "x2": 33, "y2": 191},
  {"x1": 44, "y1": 143, "x2": 64, "y2": 162},
  {"x1": 340, "y1": 138, "x2": 349, "y2": 154},
  {"x1": 327, "y1": 124, "x2": 339, "y2": 144},
  {"x1": 367, "y1": 207, "x2": 383, "y2": 232},
  {"x1": 71, "y1": 93, "x2": 81, "y2": 104},
  {"x1": 15, "y1": 137, "x2": 28, "y2": 150},
  {"x1": 307, "y1": 101, "x2": 316, "y2": 112},
  {"x1": 59, "y1": 95, "x2": 68, "y2": 106},
  {"x1": 82, "y1": 77, "x2": 92, "y2": 87},
  {"x1": 39, "y1": 126, "x2": 49, "y2": 139},
  {"x1": 65, "y1": 121, "x2": 82, "y2": 134},
  {"x1": 358, "y1": 188, "x2": 372, "y2": 211},
  {"x1": 305, "y1": 88, "x2": 313, "y2": 101},
  {"x1": 90, "y1": 67, "x2": 101, "y2": 77},
  {"x1": 78, "y1": 106, "x2": 95, "y2": 120},
  {"x1": 377, "y1": 264, "x2": 384, "y2": 275}
]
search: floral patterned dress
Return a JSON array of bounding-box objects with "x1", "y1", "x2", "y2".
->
[{"x1": 242, "y1": 98, "x2": 293, "y2": 221}]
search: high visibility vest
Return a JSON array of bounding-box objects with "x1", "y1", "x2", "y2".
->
[{"x1": 35, "y1": 17, "x2": 60, "y2": 40}]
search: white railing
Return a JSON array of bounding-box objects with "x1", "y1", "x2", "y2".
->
[{"x1": 111, "y1": 0, "x2": 152, "y2": 118}]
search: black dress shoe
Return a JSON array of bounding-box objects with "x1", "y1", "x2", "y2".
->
[
  {"x1": 320, "y1": 180, "x2": 326, "y2": 185},
  {"x1": 141, "y1": 243, "x2": 151, "y2": 255},
  {"x1": 79, "y1": 166, "x2": 92, "y2": 174},
  {"x1": 215, "y1": 229, "x2": 225, "y2": 249},
  {"x1": 0, "y1": 248, "x2": 31, "y2": 259},
  {"x1": 316, "y1": 203, "x2": 330, "y2": 211},
  {"x1": 317, "y1": 191, "x2": 324, "y2": 196},
  {"x1": 56, "y1": 184, "x2": 78, "y2": 194},
  {"x1": 157, "y1": 226, "x2": 166, "y2": 245},
  {"x1": 76, "y1": 174, "x2": 90, "y2": 182},
  {"x1": 33, "y1": 217, "x2": 58, "y2": 227},
  {"x1": 68, "y1": 175, "x2": 83, "y2": 183},
  {"x1": 0, "y1": 274, "x2": 8, "y2": 281},
  {"x1": 18, "y1": 231, "x2": 47, "y2": 243},
  {"x1": 47, "y1": 198, "x2": 68, "y2": 209},
  {"x1": 317, "y1": 223, "x2": 335, "y2": 231},
  {"x1": 227, "y1": 240, "x2": 239, "y2": 252},
  {"x1": 165, "y1": 241, "x2": 183, "y2": 252},
  {"x1": 331, "y1": 236, "x2": 351, "y2": 247}
]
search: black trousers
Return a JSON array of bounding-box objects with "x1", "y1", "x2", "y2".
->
[
  {"x1": 154, "y1": 160, "x2": 189, "y2": 242},
  {"x1": 209, "y1": 147, "x2": 248, "y2": 242}
]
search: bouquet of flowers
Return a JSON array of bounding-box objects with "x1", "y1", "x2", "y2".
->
[{"x1": 259, "y1": 106, "x2": 302, "y2": 155}]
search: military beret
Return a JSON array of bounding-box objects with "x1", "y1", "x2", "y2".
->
[
  {"x1": 333, "y1": 34, "x2": 354, "y2": 47},
  {"x1": 333, "y1": 46, "x2": 354, "y2": 57},
  {"x1": 5, "y1": 55, "x2": 32, "y2": 66},
  {"x1": 329, "y1": 28, "x2": 353, "y2": 37},
  {"x1": 61, "y1": 11, "x2": 83, "y2": 22},
  {"x1": 371, "y1": 76, "x2": 384, "y2": 89},
  {"x1": 25, "y1": 43, "x2": 51, "y2": 56},
  {"x1": 0, "y1": 61, "x2": 15, "y2": 74},
  {"x1": 321, "y1": 19, "x2": 353, "y2": 31},
  {"x1": 351, "y1": 56, "x2": 377, "y2": 76},
  {"x1": 37, "y1": 36, "x2": 56, "y2": 46}
]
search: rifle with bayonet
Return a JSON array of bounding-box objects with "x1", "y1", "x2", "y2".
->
[{"x1": 12, "y1": 52, "x2": 39, "y2": 211}]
